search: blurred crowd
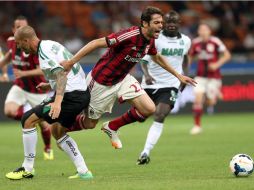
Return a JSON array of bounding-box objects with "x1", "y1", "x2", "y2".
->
[{"x1": 0, "y1": 1, "x2": 253, "y2": 59}]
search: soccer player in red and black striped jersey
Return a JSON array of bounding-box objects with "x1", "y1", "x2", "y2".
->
[
  {"x1": 189, "y1": 23, "x2": 231, "y2": 135},
  {"x1": 0, "y1": 16, "x2": 53, "y2": 159},
  {"x1": 62, "y1": 7, "x2": 196, "y2": 149}
]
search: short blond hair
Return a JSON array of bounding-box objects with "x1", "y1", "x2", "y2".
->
[{"x1": 14, "y1": 25, "x2": 37, "y2": 40}]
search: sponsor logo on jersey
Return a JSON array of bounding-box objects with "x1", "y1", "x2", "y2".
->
[
  {"x1": 13, "y1": 58, "x2": 30, "y2": 66},
  {"x1": 169, "y1": 90, "x2": 177, "y2": 102},
  {"x1": 207, "y1": 43, "x2": 215, "y2": 52},
  {"x1": 161, "y1": 48, "x2": 184, "y2": 56},
  {"x1": 108, "y1": 38, "x2": 117, "y2": 46},
  {"x1": 124, "y1": 55, "x2": 142, "y2": 63},
  {"x1": 198, "y1": 50, "x2": 214, "y2": 60}
]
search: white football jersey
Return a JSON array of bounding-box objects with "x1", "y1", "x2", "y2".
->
[
  {"x1": 141, "y1": 33, "x2": 191, "y2": 89},
  {"x1": 38, "y1": 40, "x2": 87, "y2": 92}
]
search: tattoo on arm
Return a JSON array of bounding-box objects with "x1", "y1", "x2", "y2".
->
[{"x1": 55, "y1": 69, "x2": 67, "y2": 96}]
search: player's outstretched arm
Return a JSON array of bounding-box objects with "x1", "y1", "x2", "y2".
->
[
  {"x1": 151, "y1": 53, "x2": 196, "y2": 86},
  {"x1": 36, "y1": 82, "x2": 51, "y2": 92},
  {"x1": 209, "y1": 49, "x2": 231, "y2": 71},
  {"x1": 62, "y1": 37, "x2": 108, "y2": 71},
  {"x1": 0, "y1": 52, "x2": 12, "y2": 82},
  {"x1": 182, "y1": 54, "x2": 190, "y2": 75},
  {"x1": 0, "y1": 51, "x2": 11, "y2": 69},
  {"x1": 0, "y1": 65, "x2": 9, "y2": 82},
  {"x1": 13, "y1": 67, "x2": 44, "y2": 79},
  {"x1": 140, "y1": 60, "x2": 155, "y2": 85},
  {"x1": 49, "y1": 68, "x2": 67, "y2": 119}
]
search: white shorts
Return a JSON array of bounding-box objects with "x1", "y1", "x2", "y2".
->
[
  {"x1": 193, "y1": 76, "x2": 222, "y2": 100},
  {"x1": 86, "y1": 72, "x2": 145, "y2": 119},
  {"x1": 5, "y1": 85, "x2": 48, "y2": 107}
]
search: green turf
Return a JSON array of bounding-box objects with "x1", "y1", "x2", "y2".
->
[{"x1": 0, "y1": 113, "x2": 254, "y2": 190}]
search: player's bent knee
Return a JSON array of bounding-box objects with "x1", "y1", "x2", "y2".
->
[
  {"x1": 140, "y1": 107, "x2": 155, "y2": 117},
  {"x1": 146, "y1": 105, "x2": 156, "y2": 116},
  {"x1": 83, "y1": 118, "x2": 98, "y2": 129},
  {"x1": 51, "y1": 124, "x2": 66, "y2": 140},
  {"x1": 84, "y1": 122, "x2": 96, "y2": 129},
  {"x1": 21, "y1": 109, "x2": 34, "y2": 128},
  {"x1": 154, "y1": 112, "x2": 167, "y2": 123}
]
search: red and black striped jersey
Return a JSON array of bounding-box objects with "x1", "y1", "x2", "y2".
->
[
  {"x1": 91, "y1": 26, "x2": 157, "y2": 86},
  {"x1": 189, "y1": 36, "x2": 227, "y2": 79},
  {"x1": 7, "y1": 37, "x2": 47, "y2": 93}
]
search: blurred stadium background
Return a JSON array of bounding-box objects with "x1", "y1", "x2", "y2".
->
[{"x1": 0, "y1": 1, "x2": 253, "y2": 120}]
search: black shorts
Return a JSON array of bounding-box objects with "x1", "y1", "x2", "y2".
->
[
  {"x1": 145, "y1": 88, "x2": 178, "y2": 109},
  {"x1": 33, "y1": 90, "x2": 90, "y2": 129}
]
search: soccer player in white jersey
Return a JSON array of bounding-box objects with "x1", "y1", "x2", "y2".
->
[
  {"x1": 6, "y1": 26, "x2": 93, "y2": 180},
  {"x1": 137, "y1": 10, "x2": 191, "y2": 165}
]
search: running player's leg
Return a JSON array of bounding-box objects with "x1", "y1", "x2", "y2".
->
[
  {"x1": 6, "y1": 110, "x2": 41, "y2": 180},
  {"x1": 4, "y1": 85, "x2": 26, "y2": 120},
  {"x1": 102, "y1": 92, "x2": 155, "y2": 149},
  {"x1": 206, "y1": 78, "x2": 222, "y2": 114},
  {"x1": 68, "y1": 111, "x2": 99, "y2": 131},
  {"x1": 102, "y1": 75, "x2": 155, "y2": 149},
  {"x1": 191, "y1": 77, "x2": 206, "y2": 135},
  {"x1": 51, "y1": 123, "x2": 93, "y2": 180},
  {"x1": 38, "y1": 121, "x2": 53, "y2": 160},
  {"x1": 137, "y1": 102, "x2": 171, "y2": 165},
  {"x1": 137, "y1": 88, "x2": 176, "y2": 165},
  {"x1": 106, "y1": 93, "x2": 155, "y2": 131},
  {"x1": 106, "y1": 75, "x2": 155, "y2": 131},
  {"x1": 52, "y1": 90, "x2": 92, "y2": 179},
  {"x1": 27, "y1": 91, "x2": 53, "y2": 160},
  {"x1": 68, "y1": 71, "x2": 113, "y2": 132}
]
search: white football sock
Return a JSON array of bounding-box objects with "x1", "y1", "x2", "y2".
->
[
  {"x1": 142, "y1": 121, "x2": 164, "y2": 156},
  {"x1": 57, "y1": 134, "x2": 88, "y2": 174},
  {"x1": 22, "y1": 128, "x2": 37, "y2": 172}
]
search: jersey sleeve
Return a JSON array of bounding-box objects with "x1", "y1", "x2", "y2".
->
[
  {"x1": 105, "y1": 27, "x2": 139, "y2": 48},
  {"x1": 185, "y1": 37, "x2": 192, "y2": 54},
  {"x1": 7, "y1": 37, "x2": 14, "y2": 53},
  {"x1": 105, "y1": 29, "x2": 130, "y2": 48},
  {"x1": 141, "y1": 55, "x2": 151, "y2": 64},
  {"x1": 38, "y1": 42, "x2": 64, "y2": 73},
  {"x1": 147, "y1": 39, "x2": 157, "y2": 55},
  {"x1": 215, "y1": 37, "x2": 227, "y2": 52},
  {"x1": 105, "y1": 33, "x2": 119, "y2": 48}
]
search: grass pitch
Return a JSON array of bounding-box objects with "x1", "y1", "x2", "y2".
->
[{"x1": 0, "y1": 113, "x2": 254, "y2": 190}]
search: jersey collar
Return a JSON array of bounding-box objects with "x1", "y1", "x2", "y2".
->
[{"x1": 162, "y1": 31, "x2": 182, "y2": 39}]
